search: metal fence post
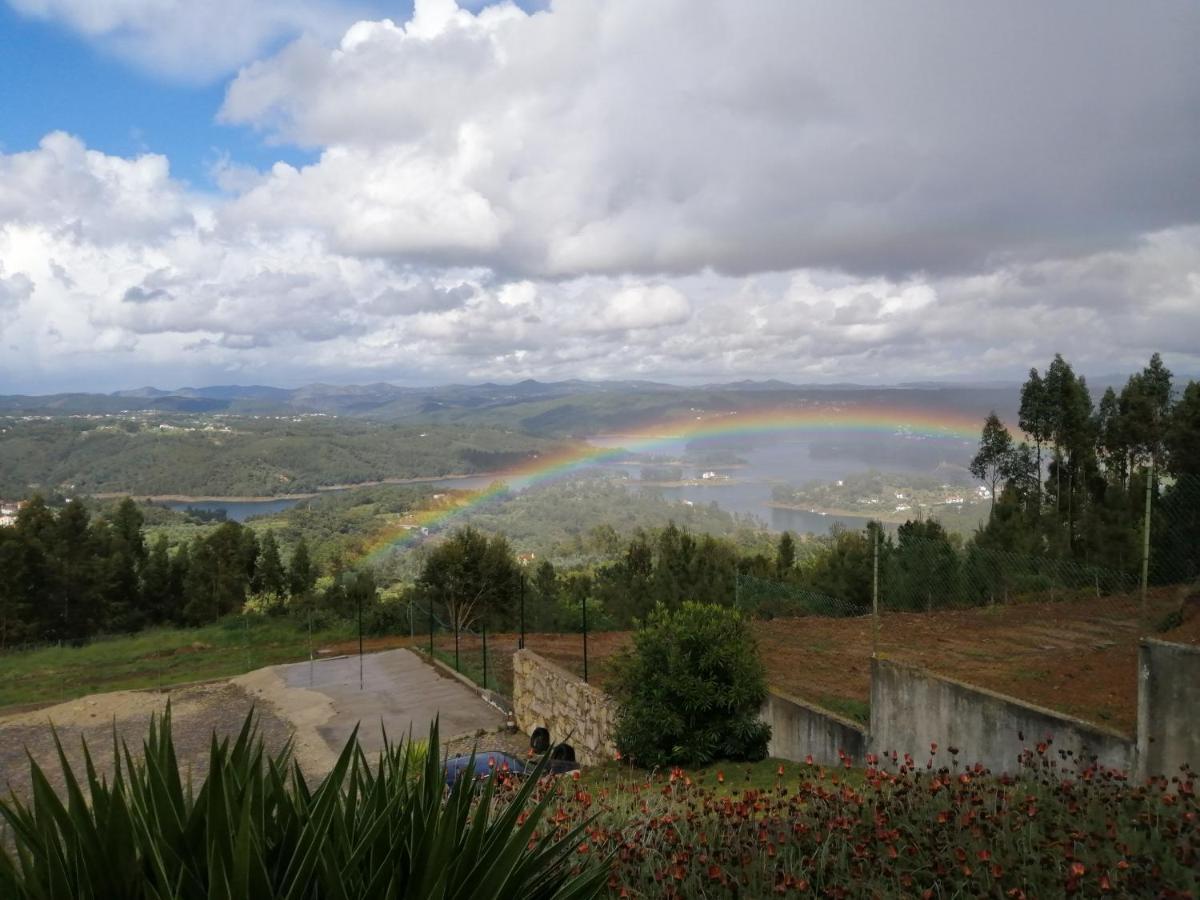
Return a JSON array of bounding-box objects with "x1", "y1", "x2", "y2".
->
[
  {"x1": 454, "y1": 619, "x2": 460, "y2": 672},
  {"x1": 872, "y1": 526, "x2": 880, "y2": 658},
  {"x1": 1141, "y1": 456, "x2": 1153, "y2": 626},
  {"x1": 428, "y1": 595, "x2": 434, "y2": 654},
  {"x1": 582, "y1": 590, "x2": 589, "y2": 684},
  {"x1": 482, "y1": 623, "x2": 488, "y2": 690}
]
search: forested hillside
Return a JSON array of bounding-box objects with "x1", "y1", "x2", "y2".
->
[{"x1": 0, "y1": 418, "x2": 565, "y2": 497}]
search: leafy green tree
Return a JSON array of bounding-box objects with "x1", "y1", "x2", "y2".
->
[
  {"x1": 141, "y1": 535, "x2": 173, "y2": 625},
  {"x1": 167, "y1": 540, "x2": 190, "y2": 623},
  {"x1": 0, "y1": 527, "x2": 34, "y2": 648},
  {"x1": 970, "y1": 413, "x2": 1014, "y2": 518},
  {"x1": 1166, "y1": 380, "x2": 1200, "y2": 477},
  {"x1": 256, "y1": 530, "x2": 287, "y2": 597},
  {"x1": 888, "y1": 519, "x2": 959, "y2": 611},
  {"x1": 611, "y1": 602, "x2": 770, "y2": 766},
  {"x1": 776, "y1": 531, "x2": 796, "y2": 577},
  {"x1": 182, "y1": 537, "x2": 219, "y2": 625},
  {"x1": 1019, "y1": 367, "x2": 1053, "y2": 504},
  {"x1": 54, "y1": 499, "x2": 100, "y2": 641},
  {"x1": 415, "y1": 526, "x2": 520, "y2": 632},
  {"x1": 801, "y1": 524, "x2": 885, "y2": 612},
  {"x1": 288, "y1": 537, "x2": 318, "y2": 598},
  {"x1": 531, "y1": 559, "x2": 560, "y2": 629}
]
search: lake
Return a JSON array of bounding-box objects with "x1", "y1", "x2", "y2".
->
[
  {"x1": 161, "y1": 431, "x2": 972, "y2": 532},
  {"x1": 588, "y1": 430, "x2": 972, "y2": 532}
]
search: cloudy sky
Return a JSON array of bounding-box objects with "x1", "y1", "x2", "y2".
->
[{"x1": 1, "y1": 0, "x2": 1198, "y2": 392}]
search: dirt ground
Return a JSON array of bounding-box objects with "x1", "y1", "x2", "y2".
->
[
  {"x1": 0, "y1": 680, "x2": 295, "y2": 807},
  {"x1": 517, "y1": 589, "x2": 1196, "y2": 737},
  {"x1": 0, "y1": 647, "x2": 521, "y2": 808}
]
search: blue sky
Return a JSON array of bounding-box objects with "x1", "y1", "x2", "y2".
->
[{"x1": 0, "y1": 1, "x2": 384, "y2": 186}]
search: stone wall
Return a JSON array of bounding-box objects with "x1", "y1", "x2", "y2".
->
[
  {"x1": 1138, "y1": 638, "x2": 1200, "y2": 779},
  {"x1": 512, "y1": 649, "x2": 617, "y2": 765},
  {"x1": 761, "y1": 689, "x2": 867, "y2": 766},
  {"x1": 870, "y1": 658, "x2": 1134, "y2": 774}
]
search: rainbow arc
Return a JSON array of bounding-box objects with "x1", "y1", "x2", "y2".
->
[{"x1": 357, "y1": 405, "x2": 980, "y2": 563}]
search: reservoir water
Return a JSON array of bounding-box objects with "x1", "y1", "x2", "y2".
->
[{"x1": 165, "y1": 431, "x2": 971, "y2": 533}]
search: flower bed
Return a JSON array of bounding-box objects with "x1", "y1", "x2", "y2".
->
[{"x1": 499, "y1": 742, "x2": 1198, "y2": 897}]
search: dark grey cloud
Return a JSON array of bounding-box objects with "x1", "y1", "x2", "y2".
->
[{"x1": 221, "y1": 0, "x2": 1200, "y2": 279}]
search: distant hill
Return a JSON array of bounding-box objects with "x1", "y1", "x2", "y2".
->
[{"x1": 0, "y1": 379, "x2": 1021, "y2": 437}]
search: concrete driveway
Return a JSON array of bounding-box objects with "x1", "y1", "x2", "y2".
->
[{"x1": 255, "y1": 648, "x2": 506, "y2": 765}]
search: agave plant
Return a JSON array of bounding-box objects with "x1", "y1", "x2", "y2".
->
[{"x1": 0, "y1": 707, "x2": 607, "y2": 899}]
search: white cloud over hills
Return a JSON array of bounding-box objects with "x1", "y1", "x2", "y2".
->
[{"x1": 2, "y1": 0, "x2": 1200, "y2": 390}]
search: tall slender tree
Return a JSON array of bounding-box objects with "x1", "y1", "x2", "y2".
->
[
  {"x1": 1018, "y1": 367, "x2": 1052, "y2": 505},
  {"x1": 970, "y1": 412, "x2": 1014, "y2": 518}
]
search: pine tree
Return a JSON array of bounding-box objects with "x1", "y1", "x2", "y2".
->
[
  {"x1": 141, "y1": 535, "x2": 173, "y2": 625},
  {"x1": 776, "y1": 531, "x2": 796, "y2": 578},
  {"x1": 288, "y1": 538, "x2": 317, "y2": 598},
  {"x1": 256, "y1": 531, "x2": 287, "y2": 597}
]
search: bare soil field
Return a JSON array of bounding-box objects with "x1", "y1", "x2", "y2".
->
[{"x1": 516, "y1": 589, "x2": 1196, "y2": 736}]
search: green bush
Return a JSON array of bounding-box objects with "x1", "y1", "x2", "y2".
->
[
  {"x1": 610, "y1": 602, "x2": 771, "y2": 767},
  {"x1": 0, "y1": 710, "x2": 606, "y2": 899}
]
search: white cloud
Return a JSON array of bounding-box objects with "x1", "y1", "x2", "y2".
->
[
  {"x1": 4, "y1": 1, "x2": 1200, "y2": 390},
  {"x1": 0, "y1": 132, "x2": 194, "y2": 241},
  {"x1": 6, "y1": 0, "x2": 381, "y2": 82},
  {"x1": 220, "y1": 0, "x2": 1200, "y2": 278}
]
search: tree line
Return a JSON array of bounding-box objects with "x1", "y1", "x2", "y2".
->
[
  {"x1": 970, "y1": 353, "x2": 1199, "y2": 580},
  {"x1": 0, "y1": 497, "x2": 323, "y2": 647},
  {"x1": 408, "y1": 353, "x2": 1199, "y2": 631}
]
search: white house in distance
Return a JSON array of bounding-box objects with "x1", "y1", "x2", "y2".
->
[{"x1": 0, "y1": 499, "x2": 27, "y2": 527}]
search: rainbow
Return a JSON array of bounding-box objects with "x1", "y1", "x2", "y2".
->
[{"x1": 356, "y1": 404, "x2": 982, "y2": 564}]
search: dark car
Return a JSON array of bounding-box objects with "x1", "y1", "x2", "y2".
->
[{"x1": 444, "y1": 727, "x2": 578, "y2": 788}]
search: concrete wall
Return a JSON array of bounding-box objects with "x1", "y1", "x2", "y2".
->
[
  {"x1": 870, "y1": 658, "x2": 1134, "y2": 774},
  {"x1": 512, "y1": 649, "x2": 617, "y2": 766},
  {"x1": 761, "y1": 689, "x2": 867, "y2": 766},
  {"x1": 1138, "y1": 639, "x2": 1200, "y2": 779}
]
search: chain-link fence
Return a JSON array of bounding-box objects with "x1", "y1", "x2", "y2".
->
[{"x1": 408, "y1": 473, "x2": 1199, "y2": 738}]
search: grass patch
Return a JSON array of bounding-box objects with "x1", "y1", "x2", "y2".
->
[
  {"x1": 814, "y1": 693, "x2": 870, "y2": 724},
  {"x1": 0, "y1": 617, "x2": 355, "y2": 711},
  {"x1": 580, "y1": 756, "x2": 866, "y2": 796},
  {"x1": 428, "y1": 647, "x2": 512, "y2": 696}
]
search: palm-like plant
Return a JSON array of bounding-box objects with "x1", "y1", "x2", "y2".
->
[{"x1": 0, "y1": 709, "x2": 606, "y2": 899}]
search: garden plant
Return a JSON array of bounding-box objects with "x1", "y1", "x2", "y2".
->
[
  {"x1": 609, "y1": 602, "x2": 772, "y2": 767},
  {"x1": 0, "y1": 710, "x2": 608, "y2": 899}
]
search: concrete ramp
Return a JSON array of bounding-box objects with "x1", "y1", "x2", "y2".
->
[{"x1": 270, "y1": 648, "x2": 505, "y2": 760}]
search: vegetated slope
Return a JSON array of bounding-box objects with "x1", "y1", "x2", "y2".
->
[
  {"x1": 241, "y1": 477, "x2": 774, "y2": 578},
  {"x1": 0, "y1": 380, "x2": 1021, "y2": 436},
  {"x1": 0, "y1": 417, "x2": 566, "y2": 497}
]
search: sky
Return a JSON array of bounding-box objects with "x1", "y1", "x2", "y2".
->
[{"x1": 0, "y1": 0, "x2": 1198, "y2": 393}]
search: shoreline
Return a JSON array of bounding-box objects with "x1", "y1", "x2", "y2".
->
[
  {"x1": 766, "y1": 501, "x2": 907, "y2": 524},
  {"x1": 637, "y1": 479, "x2": 739, "y2": 488},
  {"x1": 87, "y1": 471, "x2": 508, "y2": 504}
]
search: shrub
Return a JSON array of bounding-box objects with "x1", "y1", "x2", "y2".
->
[
  {"x1": 0, "y1": 710, "x2": 607, "y2": 899},
  {"x1": 610, "y1": 601, "x2": 770, "y2": 767}
]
